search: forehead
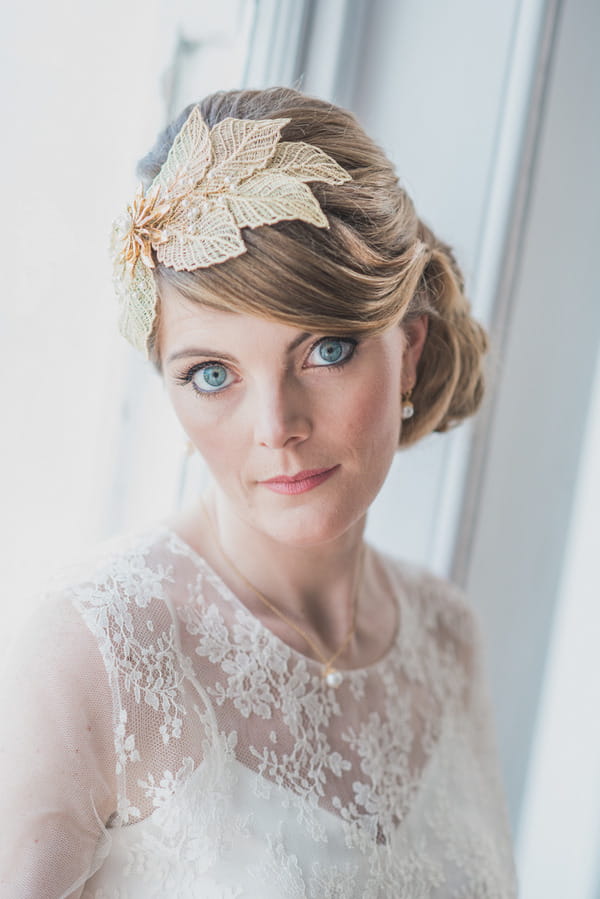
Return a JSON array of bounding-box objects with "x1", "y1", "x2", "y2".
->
[{"x1": 158, "y1": 282, "x2": 311, "y2": 360}]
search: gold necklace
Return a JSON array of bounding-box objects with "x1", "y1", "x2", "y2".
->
[{"x1": 202, "y1": 500, "x2": 364, "y2": 687}]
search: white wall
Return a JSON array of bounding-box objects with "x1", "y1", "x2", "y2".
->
[{"x1": 0, "y1": 0, "x2": 164, "y2": 632}]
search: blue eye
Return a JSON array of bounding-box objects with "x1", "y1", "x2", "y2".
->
[
  {"x1": 308, "y1": 337, "x2": 356, "y2": 367},
  {"x1": 190, "y1": 363, "x2": 234, "y2": 394}
]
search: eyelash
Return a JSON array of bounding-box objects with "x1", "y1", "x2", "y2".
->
[{"x1": 174, "y1": 336, "x2": 359, "y2": 400}]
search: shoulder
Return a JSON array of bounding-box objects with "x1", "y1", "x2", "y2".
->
[
  {"x1": 376, "y1": 548, "x2": 480, "y2": 661},
  {"x1": 34, "y1": 523, "x2": 196, "y2": 657},
  {"x1": 3, "y1": 529, "x2": 170, "y2": 671},
  {"x1": 43, "y1": 522, "x2": 205, "y2": 611},
  {"x1": 378, "y1": 548, "x2": 470, "y2": 613},
  {"x1": 47, "y1": 522, "x2": 176, "y2": 591}
]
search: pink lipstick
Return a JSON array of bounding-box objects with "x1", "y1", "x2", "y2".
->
[{"x1": 260, "y1": 465, "x2": 339, "y2": 495}]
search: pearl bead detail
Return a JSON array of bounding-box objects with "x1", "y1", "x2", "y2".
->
[{"x1": 325, "y1": 669, "x2": 343, "y2": 688}]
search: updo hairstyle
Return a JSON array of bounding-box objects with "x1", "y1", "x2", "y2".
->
[{"x1": 136, "y1": 86, "x2": 488, "y2": 447}]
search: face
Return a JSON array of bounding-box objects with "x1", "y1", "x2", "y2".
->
[{"x1": 159, "y1": 282, "x2": 426, "y2": 547}]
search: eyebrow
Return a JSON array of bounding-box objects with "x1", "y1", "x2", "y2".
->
[{"x1": 166, "y1": 331, "x2": 313, "y2": 365}]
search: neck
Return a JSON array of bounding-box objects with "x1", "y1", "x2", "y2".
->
[{"x1": 201, "y1": 487, "x2": 367, "y2": 650}]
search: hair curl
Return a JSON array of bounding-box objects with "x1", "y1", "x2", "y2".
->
[{"x1": 136, "y1": 86, "x2": 487, "y2": 447}]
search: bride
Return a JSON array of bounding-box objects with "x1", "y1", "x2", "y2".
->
[{"x1": 0, "y1": 86, "x2": 518, "y2": 897}]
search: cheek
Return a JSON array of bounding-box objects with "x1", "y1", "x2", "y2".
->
[
  {"x1": 334, "y1": 369, "x2": 400, "y2": 448},
  {"x1": 167, "y1": 390, "x2": 243, "y2": 468}
]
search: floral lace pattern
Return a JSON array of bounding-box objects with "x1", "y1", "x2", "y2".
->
[{"x1": 64, "y1": 525, "x2": 518, "y2": 897}]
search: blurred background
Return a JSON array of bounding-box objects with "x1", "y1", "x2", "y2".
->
[{"x1": 1, "y1": 0, "x2": 599, "y2": 894}]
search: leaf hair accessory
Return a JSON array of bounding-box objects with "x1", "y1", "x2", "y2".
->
[{"x1": 110, "y1": 106, "x2": 353, "y2": 357}]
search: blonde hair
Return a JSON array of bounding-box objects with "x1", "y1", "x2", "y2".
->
[{"x1": 136, "y1": 86, "x2": 487, "y2": 448}]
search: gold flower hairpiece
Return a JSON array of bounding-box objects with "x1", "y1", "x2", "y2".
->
[{"x1": 110, "y1": 106, "x2": 352, "y2": 357}]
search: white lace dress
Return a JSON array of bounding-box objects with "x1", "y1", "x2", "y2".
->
[{"x1": 0, "y1": 524, "x2": 518, "y2": 898}]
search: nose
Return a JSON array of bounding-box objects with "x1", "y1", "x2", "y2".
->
[{"x1": 252, "y1": 377, "x2": 312, "y2": 449}]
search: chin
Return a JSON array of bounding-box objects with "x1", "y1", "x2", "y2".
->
[{"x1": 259, "y1": 503, "x2": 363, "y2": 548}]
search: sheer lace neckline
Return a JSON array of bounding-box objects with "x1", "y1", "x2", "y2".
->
[{"x1": 157, "y1": 523, "x2": 404, "y2": 679}]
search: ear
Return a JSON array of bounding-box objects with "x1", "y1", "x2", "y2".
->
[{"x1": 401, "y1": 314, "x2": 429, "y2": 389}]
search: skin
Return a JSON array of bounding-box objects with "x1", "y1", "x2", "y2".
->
[{"x1": 159, "y1": 280, "x2": 429, "y2": 668}]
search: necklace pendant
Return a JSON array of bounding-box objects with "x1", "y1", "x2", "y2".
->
[{"x1": 324, "y1": 668, "x2": 343, "y2": 688}]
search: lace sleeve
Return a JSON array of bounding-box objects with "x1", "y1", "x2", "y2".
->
[{"x1": 0, "y1": 592, "x2": 117, "y2": 899}]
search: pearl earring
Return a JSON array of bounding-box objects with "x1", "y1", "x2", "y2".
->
[{"x1": 401, "y1": 388, "x2": 414, "y2": 420}]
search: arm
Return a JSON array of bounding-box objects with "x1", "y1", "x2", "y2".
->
[{"x1": 0, "y1": 593, "x2": 117, "y2": 898}]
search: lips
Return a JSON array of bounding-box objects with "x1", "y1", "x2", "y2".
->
[
  {"x1": 262, "y1": 467, "x2": 335, "y2": 483},
  {"x1": 260, "y1": 465, "x2": 339, "y2": 495}
]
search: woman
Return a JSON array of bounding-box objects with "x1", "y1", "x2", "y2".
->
[{"x1": 0, "y1": 87, "x2": 518, "y2": 897}]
